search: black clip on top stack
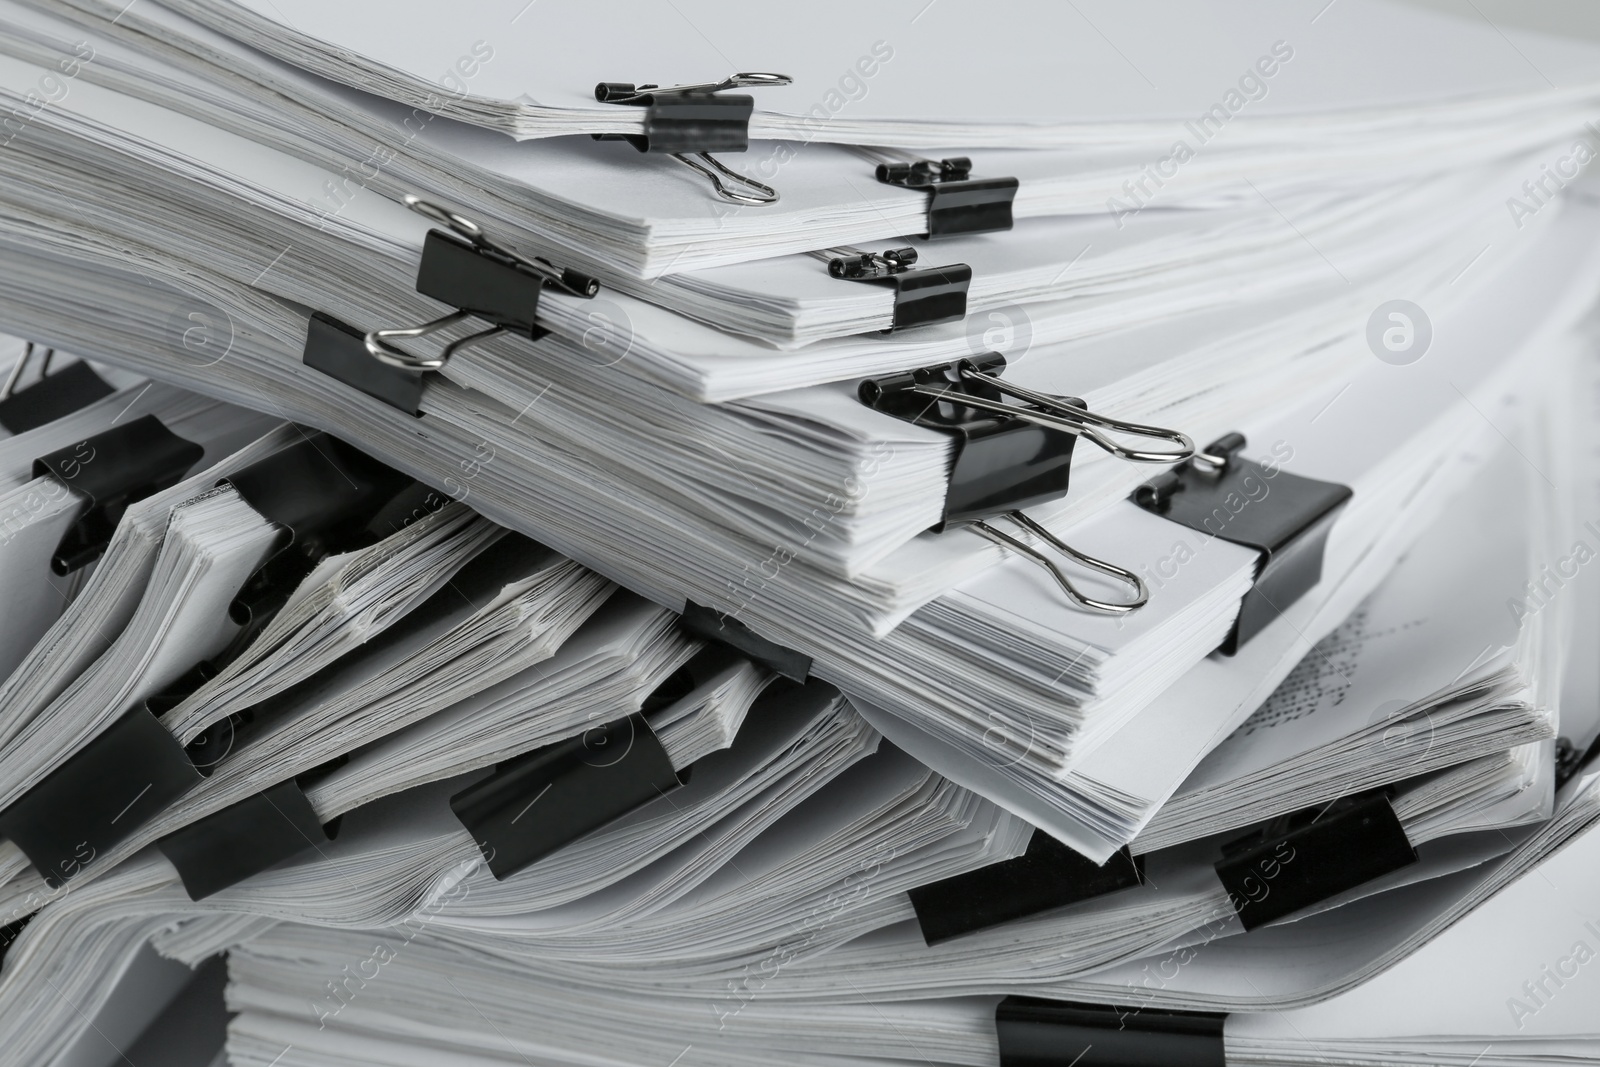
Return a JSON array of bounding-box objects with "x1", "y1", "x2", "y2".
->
[{"x1": 594, "y1": 73, "x2": 792, "y2": 204}]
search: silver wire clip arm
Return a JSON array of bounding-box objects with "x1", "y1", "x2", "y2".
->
[
  {"x1": 0, "y1": 340, "x2": 119, "y2": 435},
  {"x1": 0, "y1": 340, "x2": 52, "y2": 401},
  {"x1": 594, "y1": 73, "x2": 792, "y2": 104},
  {"x1": 908, "y1": 358, "x2": 1197, "y2": 464},
  {"x1": 364, "y1": 196, "x2": 599, "y2": 372},
  {"x1": 970, "y1": 511, "x2": 1148, "y2": 615},
  {"x1": 668, "y1": 153, "x2": 780, "y2": 206}
]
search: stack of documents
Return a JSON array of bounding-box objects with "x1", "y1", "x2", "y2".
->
[
  {"x1": 0, "y1": 0, "x2": 1595, "y2": 860},
  {"x1": 0, "y1": 0, "x2": 1597, "y2": 1063}
]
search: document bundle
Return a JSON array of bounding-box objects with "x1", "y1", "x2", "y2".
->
[{"x1": 0, "y1": 1, "x2": 1595, "y2": 1064}]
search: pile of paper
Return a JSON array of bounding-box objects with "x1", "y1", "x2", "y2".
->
[{"x1": 0, "y1": 0, "x2": 1595, "y2": 1063}]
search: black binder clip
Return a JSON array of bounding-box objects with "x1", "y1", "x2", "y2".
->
[
  {"x1": 0, "y1": 915, "x2": 31, "y2": 970},
  {"x1": 221, "y1": 433, "x2": 428, "y2": 629},
  {"x1": 363, "y1": 197, "x2": 600, "y2": 372},
  {"x1": 0, "y1": 704, "x2": 204, "y2": 887},
  {"x1": 33, "y1": 414, "x2": 204, "y2": 574},
  {"x1": 642, "y1": 643, "x2": 756, "y2": 712},
  {"x1": 1215, "y1": 789, "x2": 1417, "y2": 930},
  {"x1": 158, "y1": 774, "x2": 339, "y2": 901},
  {"x1": 873, "y1": 153, "x2": 1018, "y2": 238},
  {"x1": 594, "y1": 73, "x2": 791, "y2": 204},
  {"x1": 451, "y1": 712, "x2": 688, "y2": 881},
  {"x1": 825, "y1": 246, "x2": 972, "y2": 332},
  {"x1": 0, "y1": 343, "x2": 114, "y2": 434},
  {"x1": 909, "y1": 833, "x2": 1145, "y2": 944},
  {"x1": 303, "y1": 312, "x2": 424, "y2": 416},
  {"x1": 1556, "y1": 734, "x2": 1600, "y2": 789},
  {"x1": 680, "y1": 601, "x2": 811, "y2": 683},
  {"x1": 1133, "y1": 432, "x2": 1352, "y2": 653},
  {"x1": 144, "y1": 661, "x2": 245, "y2": 775},
  {"x1": 0, "y1": 437, "x2": 426, "y2": 887},
  {"x1": 0, "y1": 657, "x2": 308, "y2": 887},
  {"x1": 995, "y1": 997, "x2": 1227, "y2": 1067},
  {"x1": 861, "y1": 354, "x2": 1197, "y2": 614}
]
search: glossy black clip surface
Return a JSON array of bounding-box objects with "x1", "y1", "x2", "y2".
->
[
  {"x1": 680, "y1": 601, "x2": 811, "y2": 683},
  {"x1": 910, "y1": 834, "x2": 1145, "y2": 944},
  {"x1": 451, "y1": 713, "x2": 687, "y2": 880},
  {"x1": 829, "y1": 246, "x2": 970, "y2": 331},
  {"x1": 0, "y1": 706, "x2": 202, "y2": 887},
  {"x1": 0, "y1": 915, "x2": 30, "y2": 970},
  {"x1": 303, "y1": 312, "x2": 424, "y2": 415},
  {"x1": 221, "y1": 434, "x2": 422, "y2": 628},
  {"x1": 1556, "y1": 733, "x2": 1600, "y2": 789},
  {"x1": 859, "y1": 354, "x2": 1079, "y2": 528},
  {"x1": 416, "y1": 229, "x2": 563, "y2": 342},
  {"x1": 1133, "y1": 433, "x2": 1352, "y2": 653},
  {"x1": 33, "y1": 414, "x2": 204, "y2": 574},
  {"x1": 593, "y1": 75, "x2": 790, "y2": 155},
  {"x1": 158, "y1": 778, "x2": 333, "y2": 900},
  {"x1": 593, "y1": 85, "x2": 755, "y2": 154},
  {"x1": 995, "y1": 997, "x2": 1226, "y2": 1067},
  {"x1": 1215, "y1": 790, "x2": 1416, "y2": 930},
  {"x1": 876, "y1": 157, "x2": 1018, "y2": 238},
  {"x1": 0, "y1": 361, "x2": 114, "y2": 433}
]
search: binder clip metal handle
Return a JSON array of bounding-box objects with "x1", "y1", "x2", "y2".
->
[
  {"x1": 910, "y1": 360, "x2": 1198, "y2": 464},
  {"x1": 827, "y1": 247, "x2": 919, "y2": 279},
  {"x1": 970, "y1": 511, "x2": 1148, "y2": 615},
  {"x1": 594, "y1": 72, "x2": 791, "y2": 104},
  {"x1": 365, "y1": 310, "x2": 479, "y2": 371},
  {"x1": 402, "y1": 197, "x2": 602, "y2": 296},
  {"x1": 365, "y1": 197, "x2": 600, "y2": 371},
  {"x1": 0, "y1": 340, "x2": 50, "y2": 399},
  {"x1": 669, "y1": 153, "x2": 779, "y2": 206},
  {"x1": 1136, "y1": 433, "x2": 1246, "y2": 510},
  {"x1": 876, "y1": 157, "x2": 973, "y2": 187}
]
